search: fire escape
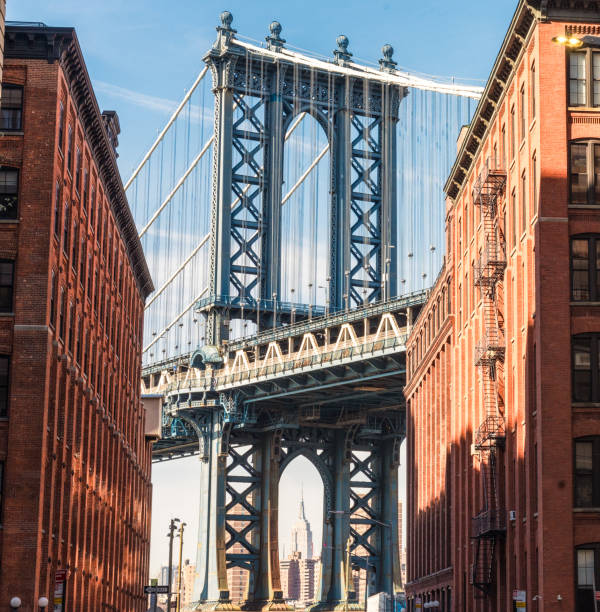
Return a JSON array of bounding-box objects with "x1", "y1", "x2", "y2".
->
[{"x1": 470, "y1": 157, "x2": 507, "y2": 596}]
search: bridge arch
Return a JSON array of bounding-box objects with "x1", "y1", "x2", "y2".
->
[{"x1": 280, "y1": 111, "x2": 330, "y2": 306}]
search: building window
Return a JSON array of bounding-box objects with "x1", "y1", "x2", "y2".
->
[
  {"x1": 0, "y1": 356, "x2": 9, "y2": 417},
  {"x1": 0, "y1": 85, "x2": 23, "y2": 131},
  {"x1": 50, "y1": 271, "x2": 57, "y2": 327},
  {"x1": 501, "y1": 124, "x2": 506, "y2": 169},
  {"x1": 67, "y1": 126, "x2": 73, "y2": 173},
  {"x1": 532, "y1": 153, "x2": 538, "y2": 215},
  {"x1": 521, "y1": 171, "x2": 527, "y2": 234},
  {"x1": 62, "y1": 202, "x2": 69, "y2": 252},
  {"x1": 570, "y1": 140, "x2": 600, "y2": 206},
  {"x1": 510, "y1": 105, "x2": 516, "y2": 160},
  {"x1": 80, "y1": 239, "x2": 86, "y2": 284},
  {"x1": 571, "y1": 235, "x2": 600, "y2": 301},
  {"x1": 53, "y1": 181, "x2": 61, "y2": 237},
  {"x1": 531, "y1": 62, "x2": 536, "y2": 119},
  {"x1": 520, "y1": 84, "x2": 526, "y2": 140},
  {"x1": 59, "y1": 289, "x2": 65, "y2": 340},
  {"x1": 0, "y1": 167, "x2": 18, "y2": 220},
  {"x1": 0, "y1": 261, "x2": 14, "y2": 313},
  {"x1": 577, "y1": 545, "x2": 600, "y2": 611},
  {"x1": 68, "y1": 303, "x2": 75, "y2": 354},
  {"x1": 574, "y1": 437, "x2": 600, "y2": 508},
  {"x1": 511, "y1": 188, "x2": 517, "y2": 247},
  {"x1": 57, "y1": 101, "x2": 65, "y2": 153},
  {"x1": 75, "y1": 147, "x2": 81, "y2": 193},
  {"x1": 90, "y1": 187, "x2": 96, "y2": 227},
  {"x1": 569, "y1": 50, "x2": 600, "y2": 107},
  {"x1": 572, "y1": 333, "x2": 600, "y2": 402},
  {"x1": 83, "y1": 170, "x2": 88, "y2": 214},
  {"x1": 72, "y1": 220, "x2": 78, "y2": 271}
]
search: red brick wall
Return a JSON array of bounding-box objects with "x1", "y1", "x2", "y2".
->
[
  {"x1": 0, "y1": 56, "x2": 151, "y2": 611},
  {"x1": 406, "y1": 7, "x2": 600, "y2": 612}
]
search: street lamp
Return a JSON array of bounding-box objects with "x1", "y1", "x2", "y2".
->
[
  {"x1": 38, "y1": 597, "x2": 49, "y2": 611},
  {"x1": 552, "y1": 34, "x2": 600, "y2": 48},
  {"x1": 9, "y1": 597, "x2": 21, "y2": 610},
  {"x1": 167, "y1": 518, "x2": 181, "y2": 611}
]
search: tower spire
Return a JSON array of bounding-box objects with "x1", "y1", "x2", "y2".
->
[{"x1": 299, "y1": 484, "x2": 306, "y2": 520}]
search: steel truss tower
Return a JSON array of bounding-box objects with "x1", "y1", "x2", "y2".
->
[
  {"x1": 180, "y1": 12, "x2": 407, "y2": 611},
  {"x1": 200, "y1": 12, "x2": 406, "y2": 346}
]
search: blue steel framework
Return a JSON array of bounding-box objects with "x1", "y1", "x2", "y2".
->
[
  {"x1": 201, "y1": 13, "x2": 405, "y2": 346},
  {"x1": 144, "y1": 292, "x2": 422, "y2": 611},
  {"x1": 141, "y1": 12, "x2": 471, "y2": 612}
]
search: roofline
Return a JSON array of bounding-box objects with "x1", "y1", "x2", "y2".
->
[
  {"x1": 443, "y1": 0, "x2": 537, "y2": 200},
  {"x1": 4, "y1": 23, "x2": 154, "y2": 299},
  {"x1": 444, "y1": 0, "x2": 600, "y2": 202}
]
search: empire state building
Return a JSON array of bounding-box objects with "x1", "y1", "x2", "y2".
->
[{"x1": 291, "y1": 491, "x2": 313, "y2": 559}]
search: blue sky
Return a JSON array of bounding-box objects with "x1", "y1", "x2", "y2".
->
[{"x1": 9, "y1": 0, "x2": 518, "y2": 579}]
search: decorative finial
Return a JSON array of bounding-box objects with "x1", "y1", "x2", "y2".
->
[
  {"x1": 334, "y1": 34, "x2": 352, "y2": 64},
  {"x1": 379, "y1": 44, "x2": 397, "y2": 71},
  {"x1": 213, "y1": 10, "x2": 236, "y2": 50},
  {"x1": 266, "y1": 20, "x2": 286, "y2": 51},
  {"x1": 220, "y1": 11, "x2": 233, "y2": 30}
]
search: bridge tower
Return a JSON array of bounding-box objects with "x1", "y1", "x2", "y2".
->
[
  {"x1": 177, "y1": 12, "x2": 407, "y2": 611},
  {"x1": 200, "y1": 12, "x2": 405, "y2": 346}
]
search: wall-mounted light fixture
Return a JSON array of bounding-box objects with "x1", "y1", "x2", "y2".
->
[{"x1": 552, "y1": 34, "x2": 600, "y2": 49}]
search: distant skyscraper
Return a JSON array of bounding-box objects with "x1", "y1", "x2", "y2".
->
[{"x1": 291, "y1": 490, "x2": 313, "y2": 560}]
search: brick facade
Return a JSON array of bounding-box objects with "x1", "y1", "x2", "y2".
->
[
  {"x1": 0, "y1": 24, "x2": 154, "y2": 611},
  {"x1": 405, "y1": 1, "x2": 600, "y2": 610}
]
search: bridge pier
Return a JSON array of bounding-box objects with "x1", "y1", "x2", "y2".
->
[{"x1": 185, "y1": 409, "x2": 403, "y2": 612}]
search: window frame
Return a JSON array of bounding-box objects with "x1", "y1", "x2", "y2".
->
[
  {"x1": 570, "y1": 234, "x2": 600, "y2": 302},
  {"x1": 572, "y1": 333, "x2": 600, "y2": 402},
  {"x1": 0, "y1": 260, "x2": 15, "y2": 314},
  {"x1": 0, "y1": 166, "x2": 19, "y2": 220},
  {"x1": 576, "y1": 543, "x2": 600, "y2": 611},
  {"x1": 569, "y1": 139, "x2": 600, "y2": 206},
  {"x1": 568, "y1": 49, "x2": 600, "y2": 108},
  {"x1": 0, "y1": 84, "x2": 24, "y2": 131},
  {"x1": 574, "y1": 437, "x2": 600, "y2": 508},
  {"x1": 0, "y1": 356, "x2": 9, "y2": 418}
]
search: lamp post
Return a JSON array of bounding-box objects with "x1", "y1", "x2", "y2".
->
[
  {"x1": 9, "y1": 597, "x2": 21, "y2": 611},
  {"x1": 38, "y1": 597, "x2": 49, "y2": 611},
  {"x1": 167, "y1": 518, "x2": 180, "y2": 611},
  {"x1": 176, "y1": 522, "x2": 187, "y2": 612}
]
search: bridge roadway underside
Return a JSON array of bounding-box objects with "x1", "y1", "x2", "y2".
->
[{"x1": 143, "y1": 293, "x2": 425, "y2": 610}]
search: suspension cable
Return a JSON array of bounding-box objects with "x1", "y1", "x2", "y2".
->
[
  {"x1": 125, "y1": 66, "x2": 209, "y2": 191},
  {"x1": 143, "y1": 287, "x2": 209, "y2": 354}
]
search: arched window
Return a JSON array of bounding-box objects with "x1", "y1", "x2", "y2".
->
[
  {"x1": 570, "y1": 140, "x2": 600, "y2": 205},
  {"x1": 571, "y1": 235, "x2": 600, "y2": 301},
  {"x1": 576, "y1": 543, "x2": 600, "y2": 611}
]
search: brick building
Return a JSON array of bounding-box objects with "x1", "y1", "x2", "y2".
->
[
  {"x1": 405, "y1": 1, "x2": 600, "y2": 610},
  {"x1": 0, "y1": 23, "x2": 154, "y2": 610}
]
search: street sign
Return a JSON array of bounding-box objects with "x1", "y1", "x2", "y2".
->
[
  {"x1": 144, "y1": 585, "x2": 169, "y2": 594},
  {"x1": 54, "y1": 569, "x2": 67, "y2": 612}
]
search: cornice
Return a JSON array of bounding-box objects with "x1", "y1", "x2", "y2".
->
[
  {"x1": 5, "y1": 24, "x2": 154, "y2": 299},
  {"x1": 444, "y1": 1, "x2": 536, "y2": 202}
]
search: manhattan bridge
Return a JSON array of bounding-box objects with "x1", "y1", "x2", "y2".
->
[{"x1": 135, "y1": 12, "x2": 481, "y2": 610}]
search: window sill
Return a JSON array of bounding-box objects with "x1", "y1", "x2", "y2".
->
[
  {"x1": 568, "y1": 106, "x2": 600, "y2": 112},
  {"x1": 573, "y1": 402, "x2": 600, "y2": 409},
  {"x1": 0, "y1": 130, "x2": 24, "y2": 137},
  {"x1": 571, "y1": 301, "x2": 600, "y2": 306},
  {"x1": 574, "y1": 507, "x2": 600, "y2": 513},
  {"x1": 0, "y1": 312, "x2": 15, "y2": 317},
  {"x1": 0, "y1": 219, "x2": 19, "y2": 224},
  {"x1": 568, "y1": 204, "x2": 600, "y2": 209}
]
